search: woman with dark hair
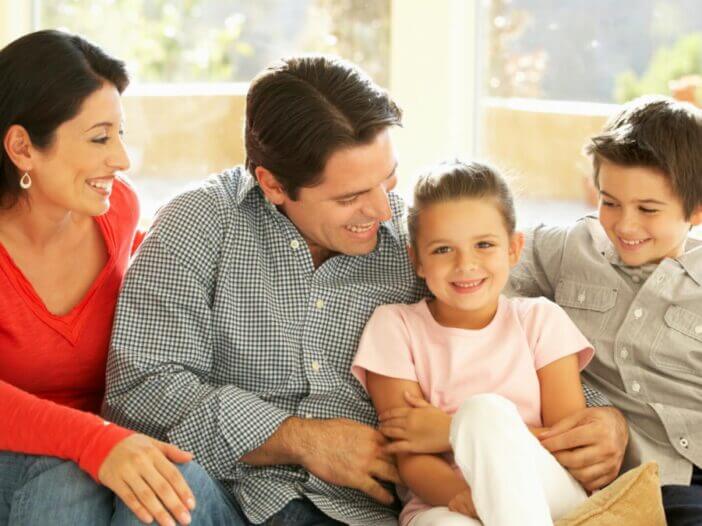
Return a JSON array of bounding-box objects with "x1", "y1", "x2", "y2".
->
[{"x1": 0, "y1": 31, "x2": 237, "y2": 526}]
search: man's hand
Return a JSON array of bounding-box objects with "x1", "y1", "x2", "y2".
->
[
  {"x1": 538, "y1": 406, "x2": 628, "y2": 492},
  {"x1": 377, "y1": 392, "x2": 452, "y2": 455},
  {"x1": 448, "y1": 488, "x2": 478, "y2": 518},
  {"x1": 295, "y1": 418, "x2": 401, "y2": 505}
]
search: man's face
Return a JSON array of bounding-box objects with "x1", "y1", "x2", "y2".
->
[
  {"x1": 598, "y1": 160, "x2": 700, "y2": 266},
  {"x1": 278, "y1": 129, "x2": 398, "y2": 264}
]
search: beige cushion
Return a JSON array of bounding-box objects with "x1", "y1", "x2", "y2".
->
[{"x1": 555, "y1": 462, "x2": 665, "y2": 526}]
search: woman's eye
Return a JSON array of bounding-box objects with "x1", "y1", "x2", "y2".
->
[{"x1": 92, "y1": 137, "x2": 109, "y2": 144}]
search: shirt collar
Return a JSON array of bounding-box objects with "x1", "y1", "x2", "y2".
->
[{"x1": 583, "y1": 214, "x2": 702, "y2": 286}]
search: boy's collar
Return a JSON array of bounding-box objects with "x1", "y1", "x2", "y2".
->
[{"x1": 584, "y1": 215, "x2": 702, "y2": 286}]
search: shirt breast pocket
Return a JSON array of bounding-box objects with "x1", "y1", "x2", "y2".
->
[
  {"x1": 651, "y1": 305, "x2": 702, "y2": 376},
  {"x1": 555, "y1": 279, "x2": 617, "y2": 338}
]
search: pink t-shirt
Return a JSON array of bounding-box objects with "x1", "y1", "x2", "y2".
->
[{"x1": 352, "y1": 295, "x2": 594, "y2": 525}]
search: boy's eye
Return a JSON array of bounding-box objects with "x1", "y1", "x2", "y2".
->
[
  {"x1": 432, "y1": 246, "x2": 452, "y2": 255},
  {"x1": 476, "y1": 241, "x2": 495, "y2": 249},
  {"x1": 639, "y1": 207, "x2": 658, "y2": 214}
]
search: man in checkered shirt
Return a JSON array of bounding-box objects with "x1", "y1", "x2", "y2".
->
[{"x1": 104, "y1": 56, "x2": 628, "y2": 525}]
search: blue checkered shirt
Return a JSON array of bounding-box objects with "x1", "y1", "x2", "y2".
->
[{"x1": 103, "y1": 167, "x2": 425, "y2": 525}]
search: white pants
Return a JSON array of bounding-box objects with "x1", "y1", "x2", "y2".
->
[{"x1": 410, "y1": 394, "x2": 587, "y2": 526}]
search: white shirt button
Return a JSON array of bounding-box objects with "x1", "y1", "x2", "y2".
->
[
  {"x1": 311, "y1": 360, "x2": 321, "y2": 372},
  {"x1": 620, "y1": 348, "x2": 629, "y2": 359},
  {"x1": 680, "y1": 438, "x2": 689, "y2": 448},
  {"x1": 315, "y1": 299, "x2": 325, "y2": 310},
  {"x1": 577, "y1": 292, "x2": 586, "y2": 303},
  {"x1": 290, "y1": 239, "x2": 300, "y2": 250},
  {"x1": 631, "y1": 381, "x2": 641, "y2": 393},
  {"x1": 633, "y1": 308, "x2": 643, "y2": 319},
  {"x1": 304, "y1": 413, "x2": 313, "y2": 419},
  {"x1": 695, "y1": 325, "x2": 702, "y2": 335}
]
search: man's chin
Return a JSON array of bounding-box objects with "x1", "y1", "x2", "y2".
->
[{"x1": 337, "y1": 236, "x2": 378, "y2": 256}]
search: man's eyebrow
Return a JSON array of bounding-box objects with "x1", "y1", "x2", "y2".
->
[
  {"x1": 600, "y1": 190, "x2": 666, "y2": 205},
  {"x1": 330, "y1": 163, "x2": 398, "y2": 200}
]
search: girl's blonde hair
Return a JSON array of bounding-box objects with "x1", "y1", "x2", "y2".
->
[{"x1": 408, "y1": 159, "x2": 516, "y2": 252}]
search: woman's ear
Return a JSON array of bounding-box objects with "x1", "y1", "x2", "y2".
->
[
  {"x1": 254, "y1": 166, "x2": 287, "y2": 205},
  {"x1": 508, "y1": 231, "x2": 525, "y2": 267},
  {"x1": 3, "y1": 125, "x2": 34, "y2": 173}
]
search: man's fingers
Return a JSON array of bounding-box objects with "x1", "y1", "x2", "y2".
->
[
  {"x1": 111, "y1": 478, "x2": 154, "y2": 524},
  {"x1": 553, "y1": 445, "x2": 601, "y2": 469},
  {"x1": 369, "y1": 459, "x2": 401, "y2": 485},
  {"x1": 538, "y1": 411, "x2": 583, "y2": 439},
  {"x1": 383, "y1": 440, "x2": 413, "y2": 455},
  {"x1": 540, "y1": 425, "x2": 593, "y2": 453},
  {"x1": 360, "y1": 478, "x2": 394, "y2": 505},
  {"x1": 569, "y1": 461, "x2": 618, "y2": 492}
]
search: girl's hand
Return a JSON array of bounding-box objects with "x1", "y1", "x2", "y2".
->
[
  {"x1": 98, "y1": 434, "x2": 196, "y2": 526},
  {"x1": 448, "y1": 488, "x2": 478, "y2": 518},
  {"x1": 379, "y1": 391, "x2": 452, "y2": 454}
]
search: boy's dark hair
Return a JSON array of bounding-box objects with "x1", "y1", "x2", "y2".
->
[
  {"x1": 0, "y1": 30, "x2": 129, "y2": 208},
  {"x1": 408, "y1": 159, "x2": 516, "y2": 253},
  {"x1": 245, "y1": 55, "x2": 402, "y2": 199},
  {"x1": 585, "y1": 95, "x2": 702, "y2": 218}
]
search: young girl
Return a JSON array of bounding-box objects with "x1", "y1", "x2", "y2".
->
[{"x1": 352, "y1": 160, "x2": 593, "y2": 526}]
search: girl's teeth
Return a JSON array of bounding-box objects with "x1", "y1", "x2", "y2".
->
[
  {"x1": 621, "y1": 238, "x2": 646, "y2": 245},
  {"x1": 88, "y1": 181, "x2": 112, "y2": 190},
  {"x1": 454, "y1": 280, "x2": 482, "y2": 288}
]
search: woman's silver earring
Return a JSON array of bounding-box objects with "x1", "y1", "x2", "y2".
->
[{"x1": 19, "y1": 172, "x2": 32, "y2": 190}]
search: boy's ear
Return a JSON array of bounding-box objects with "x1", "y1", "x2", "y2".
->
[
  {"x1": 508, "y1": 231, "x2": 525, "y2": 267},
  {"x1": 689, "y1": 205, "x2": 702, "y2": 227},
  {"x1": 254, "y1": 166, "x2": 287, "y2": 205},
  {"x1": 407, "y1": 244, "x2": 424, "y2": 278}
]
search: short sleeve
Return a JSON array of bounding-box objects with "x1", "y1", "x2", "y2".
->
[
  {"x1": 521, "y1": 298, "x2": 594, "y2": 371},
  {"x1": 351, "y1": 304, "x2": 418, "y2": 392}
]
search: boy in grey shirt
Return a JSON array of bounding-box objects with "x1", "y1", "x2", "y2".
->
[{"x1": 510, "y1": 95, "x2": 702, "y2": 526}]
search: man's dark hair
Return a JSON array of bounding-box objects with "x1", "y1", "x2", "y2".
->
[
  {"x1": 0, "y1": 30, "x2": 129, "y2": 208},
  {"x1": 585, "y1": 95, "x2": 702, "y2": 218},
  {"x1": 245, "y1": 55, "x2": 402, "y2": 199}
]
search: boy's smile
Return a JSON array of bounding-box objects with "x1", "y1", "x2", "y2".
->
[{"x1": 597, "y1": 160, "x2": 702, "y2": 267}]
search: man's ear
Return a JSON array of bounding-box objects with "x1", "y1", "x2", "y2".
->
[
  {"x1": 508, "y1": 231, "x2": 525, "y2": 267},
  {"x1": 3, "y1": 124, "x2": 34, "y2": 173},
  {"x1": 408, "y1": 244, "x2": 424, "y2": 278},
  {"x1": 254, "y1": 166, "x2": 287, "y2": 205}
]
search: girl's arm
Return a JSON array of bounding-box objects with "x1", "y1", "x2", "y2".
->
[
  {"x1": 537, "y1": 354, "x2": 586, "y2": 427},
  {"x1": 366, "y1": 372, "x2": 474, "y2": 509}
]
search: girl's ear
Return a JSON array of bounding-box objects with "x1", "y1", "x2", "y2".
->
[
  {"x1": 407, "y1": 244, "x2": 424, "y2": 278},
  {"x1": 508, "y1": 231, "x2": 525, "y2": 267}
]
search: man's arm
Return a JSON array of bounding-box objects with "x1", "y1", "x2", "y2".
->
[{"x1": 105, "y1": 197, "x2": 397, "y2": 502}]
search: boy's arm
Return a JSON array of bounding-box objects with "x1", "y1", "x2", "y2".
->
[
  {"x1": 507, "y1": 225, "x2": 569, "y2": 300},
  {"x1": 366, "y1": 373, "x2": 474, "y2": 509}
]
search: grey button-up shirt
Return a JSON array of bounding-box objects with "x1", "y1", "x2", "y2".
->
[
  {"x1": 508, "y1": 216, "x2": 702, "y2": 485},
  {"x1": 103, "y1": 168, "x2": 425, "y2": 525}
]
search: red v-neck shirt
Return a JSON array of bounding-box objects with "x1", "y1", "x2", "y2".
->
[{"x1": 0, "y1": 177, "x2": 141, "y2": 480}]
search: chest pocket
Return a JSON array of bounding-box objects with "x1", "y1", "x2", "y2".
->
[
  {"x1": 651, "y1": 305, "x2": 702, "y2": 376},
  {"x1": 555, "y1": 279, "x2": 617, "y2": 338}
]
